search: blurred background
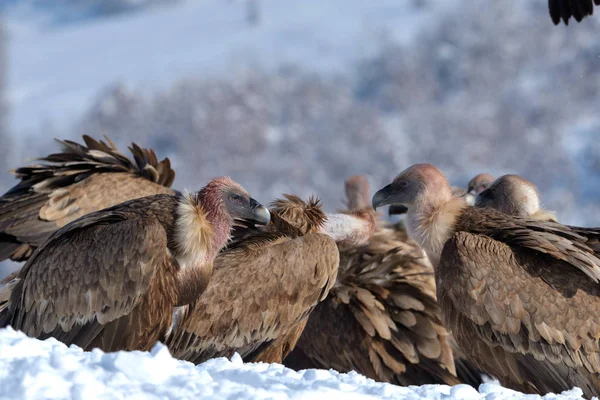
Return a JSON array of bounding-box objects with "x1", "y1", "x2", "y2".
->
[{"x1": 0, "y1": 0, "x2": 599, "y2": 276}]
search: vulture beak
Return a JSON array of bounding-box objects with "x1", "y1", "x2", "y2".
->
[
  {"x1": 388, "y1": 204, "x2": 408, "y2": 216},
  {"x1": 372, "y1": 183, "x2": 401, "y2": 211},
  {"x1": 248, "y1": 198, "x2": 271, "y2": 225},
  {"x1": 467, "y1": 186, "x2": 476, "y2": 197}
]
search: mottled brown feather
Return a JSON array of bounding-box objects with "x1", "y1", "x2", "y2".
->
[
  {"x1": 0, "y1": 195, "x2": 189, "y2": 351},
  {"x1": 0, "y1": 135, "x2": 176, "y2": 264},
  {"x1": 437, "y1": 211, "x2": 600, "y2": 397},
  {"x1": 166, "y1": 232, "x2": 339, "y2": 364},
  {"x1": 285, "y1": 176, "x2": 481, "y2": 386},
  {"x1": 166, "y1": 196, "x2": 339, "y2": 364},
  {"x1": 287, "y1": 220, "x2": 467, "y2": 385}
]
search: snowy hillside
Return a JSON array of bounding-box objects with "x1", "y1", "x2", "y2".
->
[
  {"x1": 0, "y1": 327, "x2": 587, "y2": 400},
  {"x1": 5, "y1": 0, "x2": 441, "y2": 134}
]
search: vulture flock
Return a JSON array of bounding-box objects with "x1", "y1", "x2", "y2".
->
[{"x1": 0, "y1": 136, "x2": 599, "y2": 398}]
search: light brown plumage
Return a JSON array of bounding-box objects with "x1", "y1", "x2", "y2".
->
[
  {"x1": 373, "y1": 163, "x2": 600, "y2": 397},
  {"x1": 0, "y1": 177, "x2": 270, "y2": 352},
  {"x1": 285, "y1": 176, "x2": 484, "y2": 387},
  {"x1": 0, "y1": 135, "x2": 177, "y2": 264},
  {"x1": 474, "y1": 174, "x2": 557, "y2": 221},
  {"x1": 166, "y1": 195, "x2": 353, "y2": 365},
  {"x1": 475, "y1": 174, "x2": 600, "y2": 258}
]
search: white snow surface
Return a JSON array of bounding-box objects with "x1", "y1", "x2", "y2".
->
[{"x1": 0, "y1": 327, "x2": 588, "y2": 400}]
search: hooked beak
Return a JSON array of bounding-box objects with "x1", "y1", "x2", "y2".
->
[
  {"x1": 248, "y1": 198, "x2": 271, "y2": 225},
  {"x1": 372, "y1": 183, "x2": 400, "y2": 211},
  {"x1": 388, "y1": 204, "x2": 408, "y2": 216}
]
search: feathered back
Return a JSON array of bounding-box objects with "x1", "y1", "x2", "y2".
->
[
  {"x1": 0, "y1": 135, "x2": 177, "y2": 264},
  {"x1": 270, "y1": 194, "x2": 327, "y2": 235},
  {"x1": 5, "y1": 135, "x2": 175, "y2": 198}
]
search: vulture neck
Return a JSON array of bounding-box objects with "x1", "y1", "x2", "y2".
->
[
  {"x1": 346, "y1": 191, "x2": 371, "y2": 211},
  {"x1": 320, "y1": 211, "x2": 375, "y2": 246},
  {"x1": 406, "y1": 188, "x2": 466, "y2": 268},
  {"x1": 174, "y1": 191, "x2": 231, "y2": 305}
]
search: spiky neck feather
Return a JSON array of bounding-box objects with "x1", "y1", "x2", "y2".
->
[
  {"x1": 406, "y1": 185, "x2": 466, "y2": 268},
  {"x1": 172, "y1": 186, "x2": 232, "y2": 306}
]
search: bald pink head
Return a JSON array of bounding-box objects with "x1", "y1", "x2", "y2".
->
[
  {"x1": 467, "y1": 173, "x2": 495, "y2": 195},
  {"x1": 196, "y1": 176, "x2": 270, "y2": 239},
  {"x1": 474, "y1": 174, "x2": 543, "y2": 218},
  {"x1": 344, "y1": 175, "x2": 371, "y2": 211},
  {"x1": 372, "y1": 163, "x2": 453, "y2": 212}
]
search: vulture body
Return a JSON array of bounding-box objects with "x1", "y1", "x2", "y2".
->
[
  {"x1": 0, "y1": 178, "x2": 270, "y2": 352},
  {"x1": 549, "y1": 0, "x2": 600, "y2": 25},
  {"x1": 0, "y1": 135, "x2": 176, "y2": 264},
  {"x1": 373, "y1": 164, "x2": 600, "y2": 398},
  {"x1": 286, "y1": 176, "x2": 483, "y2": 387},
  {"x1": 166, "y1": 195, "x2": 373, "y2": 364}
]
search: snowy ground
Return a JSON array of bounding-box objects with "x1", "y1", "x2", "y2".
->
[{"x1": 0, "y1": 327, "x2": 588, "y2": 400}]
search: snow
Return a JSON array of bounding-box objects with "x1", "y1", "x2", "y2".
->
[
  {"x1": 0, "y1": 327, "x2": 588, "y2": 400},
  {"x1": 5, "y1": 0, "x2": 444, "y2": 134}
]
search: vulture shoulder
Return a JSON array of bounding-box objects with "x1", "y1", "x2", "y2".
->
[
  {"x1": 457, "y1": 207, "x2": 600, "y2": 283},
  {"x1": 437, "y1": 230, "x2": 600, "y2": 397},
  {"x1": 289, "y1": 225, "x2": 463, "y2": 386},
  {"x1": 549, "y1": 0, "x2": 600, "y2": 25},
  {"x1": 165, "y1": 232, "x2": 339, "y2": 364},
  {"x1": 1, "y1": 195, "x2": 180, "y2": 352},
  {"x1": 0, "y1": 135, "x2": 176, "y2": 263}
]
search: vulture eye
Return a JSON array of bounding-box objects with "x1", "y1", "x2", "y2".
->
[
  {"x1": 229, "y1": 194, "x2": 243, "y2": 203},
  {"x1": 396, "y1": 181, "x2": 408, "y2": 189}
]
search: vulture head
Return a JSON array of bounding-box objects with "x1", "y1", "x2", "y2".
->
[
  {"x1": 464, "y1": 173, "x2": 495, "y2": 205},
  {"x1": 475, "y1": 174, "x2": 557, "y2": 222},
  {"x1": 467, "y1": 173, "x2": 495, "y2": 196},
  {"x1": 198, "y1": 177, "x2": 270, "y2": 227},
  {"x1": 372, "y1": 163, "x2": 454, "y2": 212},
  {"x1": 344, "y1": 175, "x2": 371, "y2": 211}
]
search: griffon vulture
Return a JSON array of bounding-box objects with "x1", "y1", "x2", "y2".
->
[
  {"x1": 549, "y1": 0, "x2": 600, "y2": 25},
  {"x1": 0, "y1": 177, "x2": 270, "y2": 352},
  {"x1": 0, "y1": 135, "x2": 177, "y2": 264},
  {"x1": 372, "y1": 163, "x2": 600, "y2": 397},
  {"x1": 285, "y1": 175, "x2": 483, "y2": 387},
  {"x1": 165, "y1": 194, "x2": 375, "y2": 364}
]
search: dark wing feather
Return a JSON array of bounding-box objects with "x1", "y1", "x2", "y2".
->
[
  {"x1": 437, "y1": 231, "x2": 600, "y2": 397},
  {"x1": 0, "y1": 135, "x2": 176, "y2": 263},
  {"x1": 549, "y1": 0, "x2": 597, "y2": 24},
  {"x1": 166, "y1": 233, "x2": 339, "y2": 364},
  {"x1": 1, "y1": 198, "x2": 173, "y2": 352},
  {"x1": 458, "y1": 207, "x2": 600, "y2": 283}
]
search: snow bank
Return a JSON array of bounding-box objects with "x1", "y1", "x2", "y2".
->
[{"x1": 0, "y1": 327, "x2": 586, "y2": 400}]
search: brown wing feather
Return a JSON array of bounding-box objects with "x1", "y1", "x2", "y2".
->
[
  {"x1": 288, "y1": 222, "x2": 467, "y2": 386},
  {"x1": 437, "y1": 231, "x2": 600, "y2": 397},
  {"x1": 166, "y1": 232, "x2": 339, "y2": 364},
  {"x1": 457, "y1": 207, "x2": 600, "y2": 283},
  {"x1": 1, "y1": 195, "x2": 179, "y2": 352},
  {"x1": 0, "y1": 135, "x2": 176, "y2": 263}
]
